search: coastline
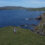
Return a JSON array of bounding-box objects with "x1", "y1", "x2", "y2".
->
[{"x1": 34, "y1": 13, "x2": 45, "y2": 35}]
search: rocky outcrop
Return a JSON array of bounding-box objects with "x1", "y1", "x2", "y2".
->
[
  {"x1": 34, "y1": 13, "x2": 45, "y2": 36},
  {"x1": 35, "y1": 15, "x2": 42, "y2": 20}
]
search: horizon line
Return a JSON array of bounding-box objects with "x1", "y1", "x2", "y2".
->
[{"x1": 0, "y1": 6, "x2": 45, "y2": 8}]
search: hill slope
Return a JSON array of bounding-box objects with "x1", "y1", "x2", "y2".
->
[
  {"x1": 0, "y1": 6, "x2": 45, "y2": 11},
  {"x1": 0, "y1": 26, "x2": 45, "y2": 45}
]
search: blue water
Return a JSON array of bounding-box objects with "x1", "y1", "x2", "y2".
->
[{"x1": 0, "y1": 9, "x2": 44, "y2": 30}]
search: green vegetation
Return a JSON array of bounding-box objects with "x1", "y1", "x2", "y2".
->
[
  {"x1": 27, "y1": 8, "x2": 45, "y2": 11},
  {"x1": 0, "y1": 26, "x2": 45, "y2": 45},
  {"x1": 0, "y1": 6, "x2": 45, "y2": 11},
  {"x1": 0, "y1": 6, "x2": 25, "y2": 10}
]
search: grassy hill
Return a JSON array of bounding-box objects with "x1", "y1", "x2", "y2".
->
[
  {"x1": 26, "y1": 7, "x2": 45, "y2": 11},
  {"x1": 0, "y1": 6, "x2": 45, "y2": 11},
  {"x1": 0, "y1": 26, "x2": 45, "y2": 45},
  {"x1": 0, "y1": 6, "x2": 25, "y2": 10}
]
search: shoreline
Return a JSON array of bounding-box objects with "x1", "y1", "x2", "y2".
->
[{"x1": 34, "y1": 13, "x2": 45, "y2": 35}]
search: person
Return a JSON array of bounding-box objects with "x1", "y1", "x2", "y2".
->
[{"x1": 13, "y1": 27, "x2": 16, "y2": 34}]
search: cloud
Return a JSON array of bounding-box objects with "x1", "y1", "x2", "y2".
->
[
  {"x1": 31, "y1": 1, "x2": 45, "y2": 4},
  {"x1": 0, "y1": 0, "x2": 45, "y2": 7},
  {"x1": 0, "y1": 0, "x2": 45, "y2": 4}
]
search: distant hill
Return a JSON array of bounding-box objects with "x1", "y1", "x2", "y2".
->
[
  {"x1": 27, "y1": 7, "x2": 45, "y2": 11},
  {"x1": 0, "y1": 6, "x2": 25, "y2": 10},
  {"x1": 0, "y1": 6, "x2": 45, "y2": 11}
]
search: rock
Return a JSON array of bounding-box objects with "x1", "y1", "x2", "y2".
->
[{"x1": 35, "y1": 15, "x2": 42, "y2": 20}]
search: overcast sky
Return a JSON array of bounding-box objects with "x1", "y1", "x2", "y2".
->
[{"x1": 0, "y1": 0, "x2": 45, "y2": 8}]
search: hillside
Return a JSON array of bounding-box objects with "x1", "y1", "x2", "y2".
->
[
  {"x1": 27, "y1": 7, "x2": 45, "y2": 11},
  {"x1": 0, "y1": 6, "x2": 45, "y2": 11},
  {"x1": 0, "y1": 6, "x2": 25, "y2": 10},
  {"x1": 0, "y1": 26, "x2": 45, "y2": 45}
]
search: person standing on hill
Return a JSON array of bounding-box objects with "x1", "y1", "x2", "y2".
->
[{"x1": 13, "y1": 27, "x2": 16, "y2": 34}]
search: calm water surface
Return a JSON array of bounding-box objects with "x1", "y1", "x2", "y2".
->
[{"x1": 0, "y1": 9, "x2": 44, "y2": 30}]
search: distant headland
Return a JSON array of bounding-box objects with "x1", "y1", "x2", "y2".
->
[{"x1": 0, "y1": 6, "x2": 45, "y2": 11}]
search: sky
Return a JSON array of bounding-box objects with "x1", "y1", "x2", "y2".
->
[{"x1": 0, "y1": 0, "x2": 45, "y2": 8}]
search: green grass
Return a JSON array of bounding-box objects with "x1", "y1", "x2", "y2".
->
[{"x1": 0, "y1": 26, "x2": 45, "y2": 45}]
